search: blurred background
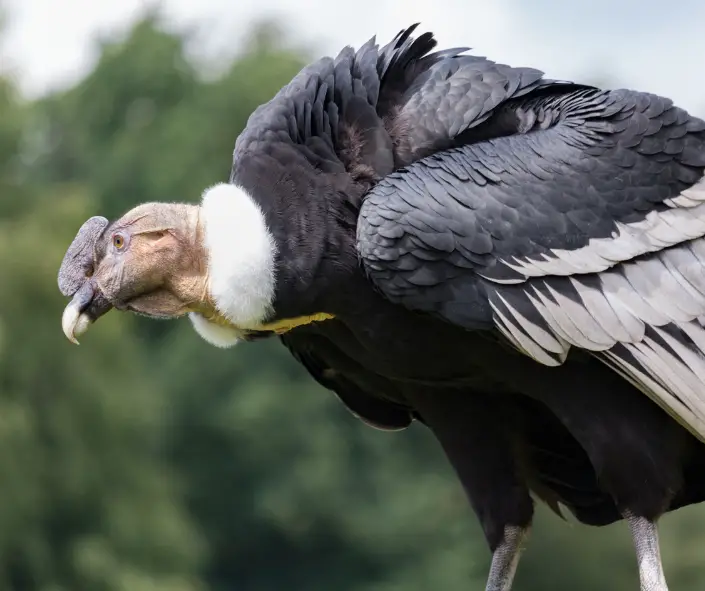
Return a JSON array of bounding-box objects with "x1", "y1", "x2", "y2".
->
[{"x1": 0, "y1": 1, "x2": 704, "y2": 589}]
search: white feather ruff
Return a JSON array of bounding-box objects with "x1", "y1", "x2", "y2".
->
[
  {"x1": 188, "y1": 182, "x2": 277, "y2": 348},
  {"x1": 199, "y1": 182, "x2": 277, "y2": 326}
]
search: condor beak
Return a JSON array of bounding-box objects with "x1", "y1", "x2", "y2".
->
[{"x1": 61, "y1": 280, "x2": 113, "y2": 344}]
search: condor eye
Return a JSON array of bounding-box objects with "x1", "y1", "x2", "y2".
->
[{"x1": 112, "y1": 233, "x2": 127, "y2": 250}]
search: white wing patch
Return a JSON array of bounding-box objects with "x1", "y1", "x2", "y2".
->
[
  {"x1": 488, "y1": 235, "x2": 705, "y2": 443},
  {"x1": 488, "y1": 175, "x2": 705, "y2": 283}
]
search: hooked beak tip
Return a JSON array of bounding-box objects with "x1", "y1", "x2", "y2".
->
[
  {"x1": 61, "y1": 280, "x2": 99, "y2": 345},
  {"x1": 62, "y1": 300, "x2": 92, "y2": 345}
]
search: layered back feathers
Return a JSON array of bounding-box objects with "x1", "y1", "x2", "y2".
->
[{"x1": 231, "y1": 24, "x2": 587, "y2": 191}]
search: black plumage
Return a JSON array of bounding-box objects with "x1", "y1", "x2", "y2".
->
[{"x1": 225, "y1": 25, "x2": 705, "y2": 589}]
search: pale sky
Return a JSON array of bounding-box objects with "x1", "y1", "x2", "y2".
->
[{"x1": 1, "y1": 0, "x2": 704, "y2": 116}]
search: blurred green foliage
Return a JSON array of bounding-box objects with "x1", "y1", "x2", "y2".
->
[{"x1": 2, "y1": 13, "x2": 705, "y2": 591}]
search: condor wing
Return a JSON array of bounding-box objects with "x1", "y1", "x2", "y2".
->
[{"x1": 357, "y1": 87, "x2": 705, "y2": 441}]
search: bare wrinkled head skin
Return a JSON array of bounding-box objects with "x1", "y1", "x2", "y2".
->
[{"x1": 59, "y1": 202, "x2": 211, "y2": 343}]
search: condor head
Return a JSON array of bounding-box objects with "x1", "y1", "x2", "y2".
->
[{"x1": 57, "y1": 184, "x2": 279, "y2": 348}]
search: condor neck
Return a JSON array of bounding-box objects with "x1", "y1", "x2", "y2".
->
[
  {"x1": 198, "y1": 180, "x2": 342, "y2": 336},
  {"x1": 262, "y1": 183, "x2": 360, "y2": 321},
  {"x1": 221, "y1": 145, "x2": 366, "y2": 326},
  {"x1": 197, "y1": 174, "x2": 396, "y2": 339}
]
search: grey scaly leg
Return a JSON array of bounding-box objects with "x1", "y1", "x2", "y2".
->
[
  {"x1": 485, "y1": 525, "x2": 530, "y2": 591},
  {"x1": 625, "y1": 511, "x2": 669, "y2": 591}
]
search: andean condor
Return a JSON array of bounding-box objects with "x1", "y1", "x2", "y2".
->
[{"x1": 57, "y1": 24, "x2": 705, "y2": 591}]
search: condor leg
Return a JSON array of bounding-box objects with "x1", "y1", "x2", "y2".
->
[
  {"x1": 625, "y1": 512, "x2": 669, "y2": 591},
  {"x1": 406, "y1": 390, "x2": 533, "y2": 591},
  {"x1": 511, "y1": 359, "x2": 681, "y2": 591},
  {"x1": 485, "y1": 525, "x2": 530, "y2": 591}
]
